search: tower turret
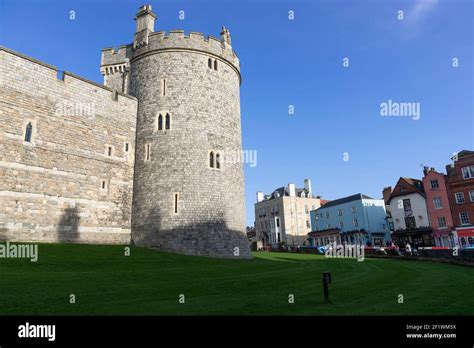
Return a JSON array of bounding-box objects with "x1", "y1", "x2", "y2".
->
[
  {"x1": 220, "y1": 26, "x2": 232, "y2": 46},
  {"x1": 134, "y1": 5, "x2": 156, "y2": 49},
  {"x1": 100, "y1": 5, "x2": 250, "y2": 258}
]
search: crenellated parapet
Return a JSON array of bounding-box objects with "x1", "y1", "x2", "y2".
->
[
  {"x1": 132, "y1": 30, "x2": 240, "y2": 73},
  {"x1": 100, "y1": 5, "x2": 240, "y2": 87},
  {"x1": 100, "y1": 45, "x2": 133, "y2": 75}
]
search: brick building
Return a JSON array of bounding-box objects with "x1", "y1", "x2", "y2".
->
[
  {"x1": 422, "y1": 167, "x2": 455, "y2": 247},
  {"x1": 383, "y1": 178, "x2": 433, "y2": 247},
  {"x1": 445, "y1": 150, "x2": 474, "y2": 248}
]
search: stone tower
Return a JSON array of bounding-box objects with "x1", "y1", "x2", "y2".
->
[{"x1": 100, "y1": 5, "x2": 251, "y2": 258}]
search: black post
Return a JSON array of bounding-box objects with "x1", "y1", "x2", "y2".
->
[{"x1": 323, "y1": 271, "x2": 331, "y2": 303}]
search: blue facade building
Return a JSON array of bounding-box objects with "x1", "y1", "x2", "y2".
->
[{"x1": 309, "y1": 194, "x2": 391, "y2": 246}]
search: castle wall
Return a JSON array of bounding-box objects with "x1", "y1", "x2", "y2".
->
[
  {"x1": 0, "y1": 47, "x2": 137, "y2": 244},
  {"x1": 127, "y1": 31, "x2": 250, "y2": 258}
]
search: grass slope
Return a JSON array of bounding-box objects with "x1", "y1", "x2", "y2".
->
[{"x1": 0, "y1": 244, "x2": 473, "y2": 315}]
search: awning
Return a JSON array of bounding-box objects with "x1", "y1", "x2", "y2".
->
[{"x1": 456, "y1": 228, "x2": 474, "y2": 237}]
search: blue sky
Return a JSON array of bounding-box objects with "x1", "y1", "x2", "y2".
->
[{"x1": 1, "y1": 0, "x2": 472, "y2": 226}]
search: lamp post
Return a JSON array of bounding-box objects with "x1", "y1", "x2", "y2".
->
[{"x1": 323, "y1": 271, "x2": 331, "y2": 303}]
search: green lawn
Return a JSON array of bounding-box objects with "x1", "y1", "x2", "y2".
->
[{"x1": 0, "y1": 244, "x2": 473, "y2": 315}]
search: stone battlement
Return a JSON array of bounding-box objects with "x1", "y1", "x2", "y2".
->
[
  {"x1": 100, "y1": 29, "x2": 240, "y2": 76},
  {"x1": 0, "y1": 46, "x2": 136, "y2": 102},
  {"x1": 138, "y1": 30, "x2": 240, "y2": 71},
  {"x1": 100, "y1": 45, "x2": 132, "y2": 70}
]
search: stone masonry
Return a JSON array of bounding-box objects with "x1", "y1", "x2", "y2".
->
[
  {"x1": 0, "y1": 47, "x2": 137, "y2": 244},
  {"x1": 0, "y1": 5, "x2": 251, "y2": 258}
]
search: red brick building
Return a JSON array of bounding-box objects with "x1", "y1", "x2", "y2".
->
[
  {"x1": 445, "y1": 150, "x2": 474, "y2": 248},
  {"x1": 422, "y1": 167, "x2": 455, "y2": 247}
]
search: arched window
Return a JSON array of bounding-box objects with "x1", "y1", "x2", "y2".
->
[
  {"x1": 24, "y1": 122, "x2": 33, "y2": 142},
  {"x1": 216, "y1": 153, "x2": 221, "y2": 169},
  {"x1": 158, "y1": 114, "x2": 163, "y2": 130},
  {"x1": 214, "y1": 60, "x2": 218, "y2": 70},
  {"x1": 165, "y1": 113, "x2": 170, "y2": 130},
  {"x1": 208, "y1": 58, "x2": 212, "y2": 69},
  {"x1": 209, "y1": 151, "x2": 214, "y2": 168}
]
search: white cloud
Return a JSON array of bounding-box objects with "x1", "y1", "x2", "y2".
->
[{"x1": 409, "y1": 0, "x2": 439, "y2": 22}]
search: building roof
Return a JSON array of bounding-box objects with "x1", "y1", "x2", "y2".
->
[
  {"x1": 315, "y1": 193, "x2": 373, "y2": 209},
  {"x1": 387, "y1": 177, "x2": 425, "y2": 204},
  {"x1": 451, "y1": 150, "x2": 474, "y2": 161},
  {"x1": 268, "y1": 186, "x2": 310, "y2": 199},
  {"x1": 308, "y1": 228, "x2": 341, "y2": 237}
]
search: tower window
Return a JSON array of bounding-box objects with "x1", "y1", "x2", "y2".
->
[
  {"x1": 24, "y1": 122, "x2": 33, "y2": 142},
  {"x1": 161, "y1": 79, "x2": 166, "y2": 96},
  {"x1": 158, "y1": 114, "x2": 163, "y2": 131},
  {"x1": 173, "y1": 193, "x2": 179, "y2": 214},
  {"x1": 145, "y1": 143, "x2": 151, "y2": 161},
  {"x1": 124, "y1": 142, "x2": 130, "y2": 153},
  {"x1": 209, "y1": 151, "x2": 222, "y2": 170},
  {"x1": 214, "y1": 60, "x2": 218, "y2": 71},
  {"x1": 209, "y1": 151, "x2": 215, "y2": 168},
  {"x1": 165, "y1": 113, "x2": 170, "y2": 130},
  {"x1": 208, "y1": 58, "x2": 212, "y2": 69},
  {"x1": 107, "y1": 146, "x2": 113, "y2": 156},
  {"x1": 99, "y1": 180, "x2": 108, "y2": 194}
]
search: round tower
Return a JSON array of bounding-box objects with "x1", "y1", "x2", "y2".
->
[{"x1": 127, "y1": 5, "x2": 250, "y2": 258}]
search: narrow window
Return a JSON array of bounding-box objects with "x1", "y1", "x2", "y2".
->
[
  {"x1": 214, "y1": 60, "x2": 218, "y2": 70},
  {"x1": 209, "y1": 151, "x2": 215, "y2": 168},
  {"x1": 165, "y1": 113, "x2": 170, "y2": 130},
  {"x1": 101, "y1": 181, "x2": 106, "y2": 189},
  {"x1": 158, "y1": 114, "x2": 163, "y2": 131},
  {"x1": 161, "y1": 79, "x2": 166, "y2": 96},
  {"x1": 107, "y1": 146, "x2": 112, "y2": 156},
  {"x1": 216, "y1": 153, "x2": 221, "y2": 169},
  {"x1": 24, "y1": 122, "x2": 33, "y2": 142},
  {"x1": 124, "y1": 142, "x2": 129, "y2": 152},
  {"x1": 174, "y1": 193, "x2": 179, "y2": 214},
  {"x1": 208, "y1": 58, "x2": 212, "y2": 69},
  {"x1": 56, "y1": 70, "x2": 65, "y2": 81},
  {"x1": 145, "y1": 144, "x2": 151, "y2": 161}
]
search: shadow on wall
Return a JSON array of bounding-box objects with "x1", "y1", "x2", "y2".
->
[
  {"x1": 0, "y1": 227, "x2": 8, "y2": 241},
  {"x1": 132, "y1": 208, "x2": 252, "y2": 259},
  {"x1": 57, "y1": 207, "x2": 80, "y2": 243}
]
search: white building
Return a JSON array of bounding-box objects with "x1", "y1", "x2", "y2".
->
[{"x1": 254, "y1": 179, "x2": 327, "y2": 248}]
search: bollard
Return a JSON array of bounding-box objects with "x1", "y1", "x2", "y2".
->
[{"x1": 323, "y1": 271, "x2": 331, "y2": 303}]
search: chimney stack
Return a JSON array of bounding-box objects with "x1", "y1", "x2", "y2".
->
[
  {"x1": 256, "y1": 191, "x2": 264, "y2": 203},
  {"x1": 304, "y1": 178, "x2": 312, "y2": 197},
  {"x1": 382, "y1": 186, "x2": 392, "y2": 205},
  {"x1": 288, "y1": 183, "x2": 296, "y2": 197}
]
